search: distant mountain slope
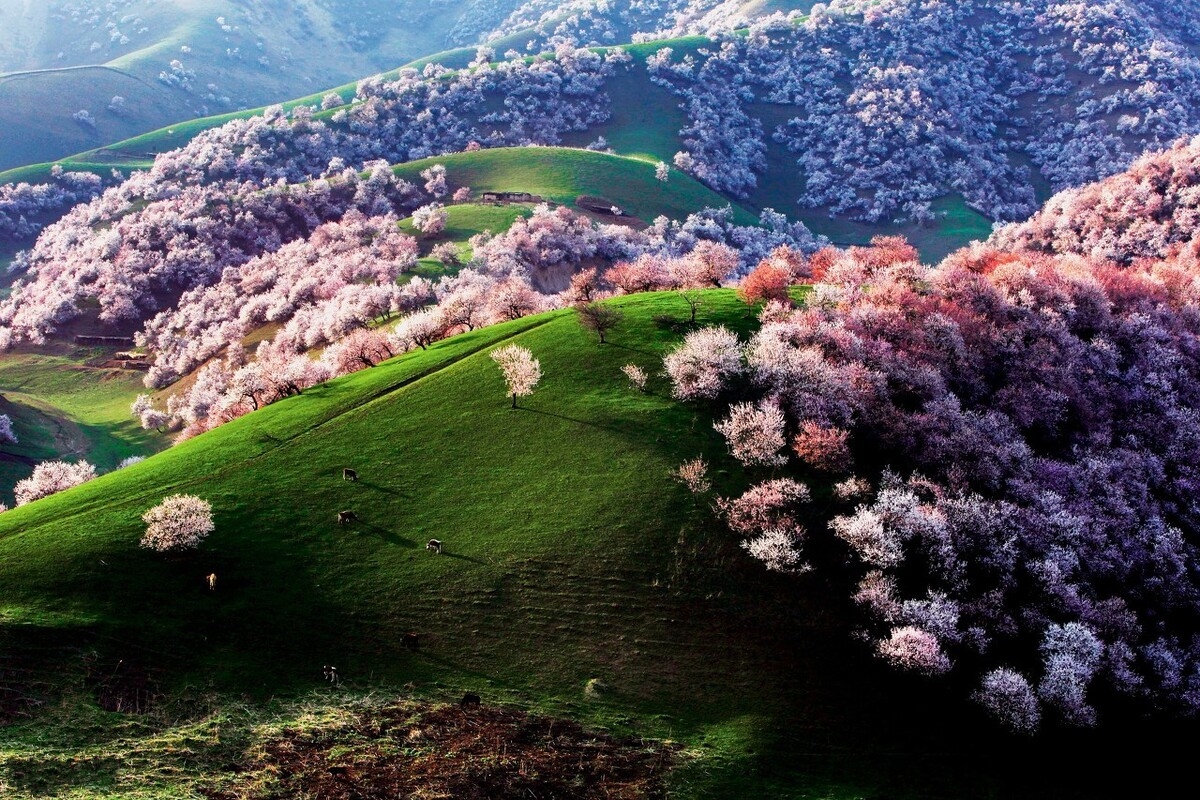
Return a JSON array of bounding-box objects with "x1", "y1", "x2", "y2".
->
[
  {"x1": 0, "y1": 0, "x2": 809, "y2": 173},
  {"x1": 0, "y1": 0, "x2": 540, "y2": 171}
]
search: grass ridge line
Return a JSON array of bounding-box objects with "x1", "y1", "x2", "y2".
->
[{"x1": 0, "y1": 314, "x2": 559, "y2": 537}]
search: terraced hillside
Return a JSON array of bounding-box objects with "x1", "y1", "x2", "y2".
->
[{"x1": 0, "y1": 292, "x2": 1192, "y2": 798}]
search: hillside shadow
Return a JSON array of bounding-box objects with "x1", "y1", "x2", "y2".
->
[
  {"x1": 519, "y1": 407, "x2": 625, "y2": 434},
  {"x1": 602, "y1": 342, "x2": 657, "y2": 357}
]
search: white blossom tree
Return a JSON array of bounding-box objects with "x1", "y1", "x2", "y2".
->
[
  {"x1": 14, "y1": 460, "x2": 97, "y2": 506},
  {"x1": 714, "y1": 399, "x2": 788, "y2": 467},
  {"x1": 490, "y1": 344, "x2": 541, "y2": 409},
  {"x1": 0, "y1": 413, "x2": 16, "y2": 444},
  {"x1": 412, "y1": 203, "x2": 448, "y2": 238},
  {"x1": 140, "y1": 494, "x2": 214, "y2": 552},
  {"x1": 662, "y1": 325, "x2": 743, "y2": 400}
]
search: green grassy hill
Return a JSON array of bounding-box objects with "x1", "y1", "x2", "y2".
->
[
  {"x1": 0, "y1": 292, "x2": 1188, "y2": 798},
  {"x1": 0, "y1": 347, "x2": 165, "y2": 506},
  {"x1": 395, "y1": 148, "x2": 759, "y2": 225}
]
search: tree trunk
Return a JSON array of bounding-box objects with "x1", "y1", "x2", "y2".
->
[{"x1": 511, "y1": 392, "x2": 518, "y2": 409}]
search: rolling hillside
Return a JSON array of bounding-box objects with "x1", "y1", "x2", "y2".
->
[
  {"x1": 0, "y1": 0, "x2": 809, "y2": 173},
  {"x1": 0, "y1": 0, "x2": 546, "y2": 171},
  {"x1": 0, "y1": 292, "x2": 1193, "y2": 798},
  {"x1": 16, "y1": 0, "x2": 1200, "y2": 261}
]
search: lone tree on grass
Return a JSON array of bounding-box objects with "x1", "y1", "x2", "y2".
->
[
  {"x1": 490, "y1": 344, "x2": 541, "y2": 409},
  {"x1": 677, "y1": 289, "x2": 704, "y2": 325},
  {"x1": 575, "y1": 302, "x2": 622, "y2": 344},
  {"x1": 140, "y1": 494, "x2": 214, "y2": 552}
]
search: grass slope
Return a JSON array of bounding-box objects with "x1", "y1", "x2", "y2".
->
[
  {"x1": 0, "y1": 349, "x2": 165, "y2": 505},
  {"x1": 394, "y1": 147, "x2": 759, "y2": 226},
  {"x1": 0, "y1": 292, "x2": 1190, "y2": 798}
]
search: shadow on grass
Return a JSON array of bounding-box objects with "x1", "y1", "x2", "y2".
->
[
  {"x1": 602, "y1": 342, "x2": 658, "y2": 357},
  {"x1": 344, "y1": 479, "x2": 407, "y2": 497},
  {"x1": 518, "y1": 407, "x2": 626, "y2": 434},
  {"x1": 353, "y1": 522, "x2": 415, "y2": 547},
  {"x1": 438, "y1": 551, "x2": 487, "y2": 565}
]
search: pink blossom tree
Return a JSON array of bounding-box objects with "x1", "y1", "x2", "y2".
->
[
  {"x1": 791, "y1": 421, "x2": 852, "y2": 472},
  {"x1": 673, "y1": 457, "x2": 711, "y2": 494},
  {"x1": 322, "y1": 327, "x2": 394, "y2": 374},
  {"x1": 714, "y1": 400, "x2": 788, "y2": 467},
  {"x1": 877, "y1": 626, "x2": 952, "y2": 675},
  {"x1": 421, "y1": 164, "x2": 448, "y2": 198},
  {"x1": 389, "y1": 308, "x2": 447, "y2": 351}
]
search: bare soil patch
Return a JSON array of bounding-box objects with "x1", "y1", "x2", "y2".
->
[{"x1": 204, "y1": 700, "x2": 676, "y2": 799}]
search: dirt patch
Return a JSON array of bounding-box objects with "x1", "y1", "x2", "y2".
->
[
  {"x1": 204, "y1": 700, "x2": 676, "y2": 799},
  {"x1": 575, "y1": 195, "x2": 625, "y2": 216}
]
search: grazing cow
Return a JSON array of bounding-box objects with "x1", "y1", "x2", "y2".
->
[
  {"x1": 426, "y1": 538, "x2": 443, "y2": 554},
  {"x1": 323, "y1": 665, "x2": 339, "y2": 684},
  {"x1": 337, "y1": 510, "x2": 358, "y2": 524},
  {"x1": 402, "y1": 632, "x2": 419, "y2": 651},
  {"x1": 205, "y1": 573, "x2": 217, "y2": 591},
  {"x1": 343, "y1": 468, "x2": 358, "y2": 481},
  {"x1": 460, "y1": 692, "x2": 481, "y2": 709}
]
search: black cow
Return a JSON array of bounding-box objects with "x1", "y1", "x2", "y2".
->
[
  {"x1": 343, "y1": 468, "x2": 358, "y2": 481},
  {"x1": 337, "y1": 510, "x2": 358, "y2": 524},
  {"x1": 460, "y1": 692, "x2": 481, "y2": 709}
]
